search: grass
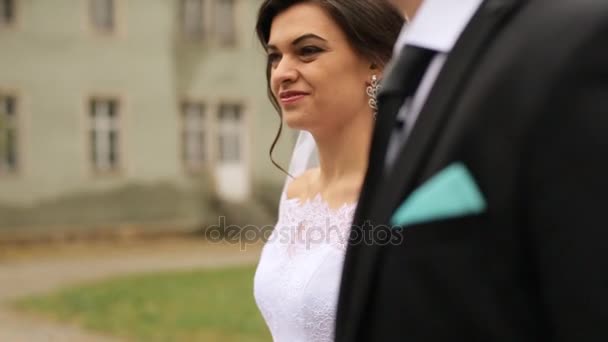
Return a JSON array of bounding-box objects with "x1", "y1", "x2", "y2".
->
[{"x1": 14, "y1": 265, "x2": 271, "y2": 342}]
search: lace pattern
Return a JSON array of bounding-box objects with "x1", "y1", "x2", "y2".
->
[{"x1": 254, "y1": 191, "x2": 356, "y2": 342}]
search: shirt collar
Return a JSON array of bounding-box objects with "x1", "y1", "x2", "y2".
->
[{"x1": 394, "y1": 0, "x2": 484, "y2": 54}]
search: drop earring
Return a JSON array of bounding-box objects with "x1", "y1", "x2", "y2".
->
[{"x1": 366, "y1": 75, "x2": 381, "y2": 119}]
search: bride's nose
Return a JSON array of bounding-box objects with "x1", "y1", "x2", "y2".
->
[{"x1": 272, "y1": 56, "x2": 299, "y2": 87}]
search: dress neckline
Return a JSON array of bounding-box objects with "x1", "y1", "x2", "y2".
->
[{"x1": 283, "y1": 192, "x2": 357, "y2": 213}]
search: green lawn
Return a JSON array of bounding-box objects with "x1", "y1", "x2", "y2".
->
[{"x1": 14, "y1": 265, "x2": 271, "y2": 342}]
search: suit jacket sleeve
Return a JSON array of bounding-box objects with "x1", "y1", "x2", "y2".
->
[{"x1": 525, "y1": 19, "x2": 608, "y2": 341}]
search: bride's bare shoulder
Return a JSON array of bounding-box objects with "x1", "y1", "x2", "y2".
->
[{"x1": 285, "y1": 168, "x2": 320, "y2": 201}]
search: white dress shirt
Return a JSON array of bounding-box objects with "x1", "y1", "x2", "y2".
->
[{"x1": 385, "y1": 0, "x2": 484, "y2": 168}]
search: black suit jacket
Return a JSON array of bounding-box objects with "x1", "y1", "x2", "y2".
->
[{"x1": 336, "y1": 0, "x2": 608, "y2": 341}]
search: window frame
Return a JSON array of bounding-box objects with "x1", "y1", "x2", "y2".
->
[
  {"x1": 181, "y1": 0, "x2": 207, "y2": 41},
  {"x1": 212, "y1": 0, "x2": 237, "y2": 46},
  {"x1": 87, "y1": 96, "x2": 123, "y2": 176},
  {"x1": 86, "y1": 0, "x2": 125, "y2": 38},
  {"x1": 0, "y1": 0, "x2": 18, "y2": 29},
  {"x1": 0, "y1": 91, "x2": 20, "y2": 176},
  {"x1": 180, "y1": 100, "x2": 210, "y2": 174},
  {"x1": 216, "y1": 102, "x2": 244, "y2": 164},
  {"x1": 179, "y1": 0, "x2": 239, "y2": 46}
]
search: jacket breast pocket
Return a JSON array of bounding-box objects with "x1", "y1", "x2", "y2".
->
[{"x1": 391, "y1": 213, "x2": 487, "y2": 252}]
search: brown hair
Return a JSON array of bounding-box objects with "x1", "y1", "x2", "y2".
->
[{"x1": 256, "y1": 0, "x2": 405, "y2": 174}]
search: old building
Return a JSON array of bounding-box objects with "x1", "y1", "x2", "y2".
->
[{"x1": 0, "y1": 0, "x2": 293, "y2": 235}]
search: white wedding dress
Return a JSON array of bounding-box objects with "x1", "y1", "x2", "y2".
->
[{"x1": 254, "y1": 187, "x2": 356, "y2": 342}]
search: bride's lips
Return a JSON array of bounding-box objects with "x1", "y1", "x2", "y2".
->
[{"x1": 279, "y1": 90, "x2": 309, "y2": 105}]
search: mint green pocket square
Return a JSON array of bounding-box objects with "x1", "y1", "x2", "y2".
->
[{"x1": 390, "y1": 163, "x2": 486, "y2": 227}]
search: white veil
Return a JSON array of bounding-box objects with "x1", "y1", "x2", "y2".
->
[{"x1": 283, "y1": 130, "x2": 319, "y2": 191}]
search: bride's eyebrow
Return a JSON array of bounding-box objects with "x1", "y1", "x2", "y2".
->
[
  {"x1": 267, "y1": 33, "x2": 328, "y2": 52},
  {"x1": 292, "y1": 33, "x2": 327, "y2": 45}
]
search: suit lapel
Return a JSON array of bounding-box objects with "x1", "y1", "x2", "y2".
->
[
  {"x1": 379, "y1": 0, "x2": 522, "y2": 220},
  {"x1": 342, "y1": 0, "x2": 523, "y2": 338}
]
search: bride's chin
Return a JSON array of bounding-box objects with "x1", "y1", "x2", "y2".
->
[{"x1": 283, "y1": 112, "x2": 310, "y2": 130}]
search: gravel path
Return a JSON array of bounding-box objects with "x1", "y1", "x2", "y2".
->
[{"x1": 0, "y1": 239, "x2": 262, "y2": 342}]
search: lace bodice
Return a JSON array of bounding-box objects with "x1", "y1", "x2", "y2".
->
[{"x1": 254, "y1": 191, "x2": 356, "y2": 342}]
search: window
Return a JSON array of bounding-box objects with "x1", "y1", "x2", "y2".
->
[
  {"x1": 214, "y1": 0, "x2": 235, "y2": 45},
  {"x1": 180, "y1": 0, "x2": 235, "y2": 44},
  {"x1": 90, "y1": 0, "x2": 114, "y2": 32},
  {"x1": 217, "y1": 103, "x2": 243, "y2": 163},
  {"x1": 181, "y1": 0, "x2": 205, "y2": 39},
  {"x1": 0, "y1": 94, "x2": 17, "y2": 174},
  {"x1": 0, "y1": 0, "x2": 15, "y2": 26},
  {"x1": 181, "y1": 102, "x2": 207, "y2": 172},
  {"x1": 89, "y1": 98, "x2": 120, "y2": 173}
]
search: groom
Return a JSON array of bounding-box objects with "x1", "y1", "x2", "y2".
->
[{"x1": 336, "y1": 0, "x2": 608, "y2": 341}]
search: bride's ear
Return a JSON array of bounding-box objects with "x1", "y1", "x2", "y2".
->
[{"x1": 369, "y1": 63, "x2": 384, "y2": 81}]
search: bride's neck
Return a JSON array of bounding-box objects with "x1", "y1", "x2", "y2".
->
[{"x1": 312, "y1": 115, "x2": 372, "y2": 188}]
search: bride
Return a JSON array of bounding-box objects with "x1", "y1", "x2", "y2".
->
[{"x1": 253, "y1": 0, "x2": 404, "y2": 341}]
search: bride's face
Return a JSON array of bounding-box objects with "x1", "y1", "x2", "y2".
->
[{"x1": 267, "y1": 2, "x2": 374, "y2": 133}]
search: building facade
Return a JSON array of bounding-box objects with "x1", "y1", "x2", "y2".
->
[{"x1": 0, "y1": 0, "x2": 293, "y2": 234}]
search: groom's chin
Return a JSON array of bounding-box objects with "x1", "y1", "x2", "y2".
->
[
  {"x1": 387, "y1": 0, "x2": 416, "y2": 17},
  {"x1": 387, "y1": 0, "x2": 406, "y2": 10}
]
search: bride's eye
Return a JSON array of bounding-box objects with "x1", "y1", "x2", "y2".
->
[
  {"x1": 268, "y1": 52, "x2": 282, "y2": 67},
  {"x1": 299, "y1": 46, "x2": 323, "y2": 58}
]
